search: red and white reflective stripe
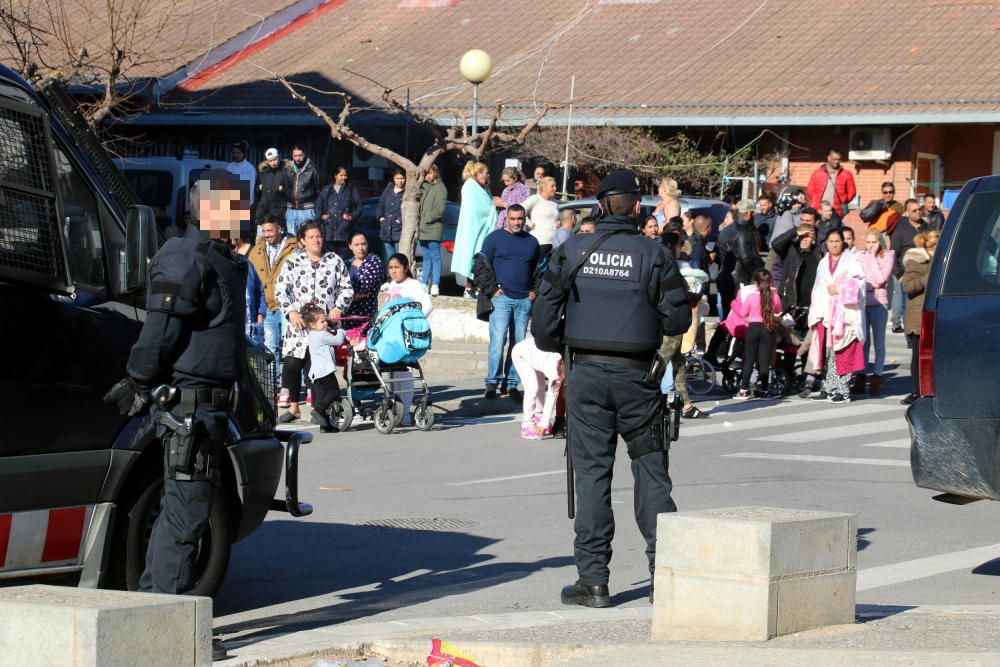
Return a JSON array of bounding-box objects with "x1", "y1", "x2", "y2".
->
[{"x1": 0, "y1": 505, "x2": 94, "y2": 571}]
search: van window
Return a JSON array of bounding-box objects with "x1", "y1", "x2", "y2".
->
[
  {"x1": 122, "y1": 170, "x2": 173, "y2": 209},
  {"x1": 942, "y1": 191, "x2": 1000, "y2": 295},
  {"x1": 52, "y1": 143, "x2": 106, "y2": 290}
]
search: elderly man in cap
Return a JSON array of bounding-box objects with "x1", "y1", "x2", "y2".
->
[
  {"x1": 715, "y1": 198, "x2": 763, "y2": 317},
  {"x1": 532, "y1": 169, "x2": 692, "y2": 608}
]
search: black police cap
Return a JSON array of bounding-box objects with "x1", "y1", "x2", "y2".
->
[{"x1": 597, "y1": 169, "x2": 642, "y2": 199}]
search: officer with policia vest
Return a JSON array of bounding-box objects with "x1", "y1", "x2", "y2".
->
[
  {"x1": 532, "y1": 169, "x2": 691, "y2": 607},
  {"x1": 104, "y1": 169, "x2": 248, "y2": 660}
]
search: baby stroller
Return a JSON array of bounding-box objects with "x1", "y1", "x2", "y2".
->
[{"x1": 329, "y1": 298, "x2": 434, "y2": 435}]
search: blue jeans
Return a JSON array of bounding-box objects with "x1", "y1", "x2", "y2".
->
[
  {"x1": 420, "y1": 240, "x2": 441, "y2": 287},
  {"x1": 660, "y1": 362, "x2": 675, "y2": 393},
  {"x1": 285, "y1": 207, "x2": 315, "y2": 237},
  {"x1": 890, "y1": 274, "x2": 905, "y2": 328},
  {"x1": 486, "y1": 295, "x2": 531, "y2": 389},
  {"x1": 263, "y1": 309, "x2": 283, "y2": 361},
  {"x1": 383, "y1": 242, "x2": 396, "y2": 259},
  {"x1": 864, "y1": 303, "x2": 888, "y2": 376}
]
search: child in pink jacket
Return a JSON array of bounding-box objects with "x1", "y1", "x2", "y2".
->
[
  {"x1": 510, "y1": 334, "x2": 564, "y2": 440},
  {"x1": 856, "y1": 231, "x2": 895, "y2": 395}
]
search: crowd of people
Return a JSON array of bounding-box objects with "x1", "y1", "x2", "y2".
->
[{"x1": 227, "y1": 141, "x2": 943, "y2": 435}]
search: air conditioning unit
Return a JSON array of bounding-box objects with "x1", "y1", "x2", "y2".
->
[
  {"x1": 849, "y1": 127, "x2": 892, "y2": 161},
  {"x1": 353, "y1": 146, "x2": 390, "y2": 169}
]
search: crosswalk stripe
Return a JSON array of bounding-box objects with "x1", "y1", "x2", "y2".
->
[
  {"x1": 749, "y1": 418, "x2": 908, "y2": 443},
  {"x1": 683, "y1": 401, "x2": 903, "y2": 438},
  {"x1": 862, "y1": 439, "x2": 911, "y2": 449},
  {"x1": 724, "y1": 453, "x2": 909, "y2": 467}
]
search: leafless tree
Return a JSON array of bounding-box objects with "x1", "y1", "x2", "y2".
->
[
  {"x1": 0, "y1": 0, "x2": 190, "y2": 127},
  {"x1": 273, "y1": 70, "x2": 555, "y2": 261}
]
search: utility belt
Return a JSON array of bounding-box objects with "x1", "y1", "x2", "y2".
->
[
  {"x1": 152, "y1": 385, "x2": 231, "y2": 482},
  {"x1": 574, "y1": 350, "x2": 655, "y2": 372}
]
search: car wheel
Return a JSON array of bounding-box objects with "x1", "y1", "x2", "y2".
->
[{"x1": 113, "y1": 474, "x2": 232, "y2": 597}]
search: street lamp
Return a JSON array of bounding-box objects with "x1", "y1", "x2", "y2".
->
[{"x1": 459, "y1": 49, "x2": 493, "y2": 141}]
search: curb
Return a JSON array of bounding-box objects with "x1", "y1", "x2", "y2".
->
[{"x1": 220, "y1": 605, "x2": 1000, "y2": 667}]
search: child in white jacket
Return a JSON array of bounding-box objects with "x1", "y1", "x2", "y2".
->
[{"x1": 510, "y1": 334, "x2": 563, "y2": 440}]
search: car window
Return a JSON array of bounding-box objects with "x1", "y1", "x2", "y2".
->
[
  {"x1": 123, "y1": 170, "x2": 172, "y2": 209},
  {"x1": 942, "y1": 190, "x2": 1000, "y2": 295},
  {"x1": 52, "y1": 142, "x2": 106, "y2": 290}
]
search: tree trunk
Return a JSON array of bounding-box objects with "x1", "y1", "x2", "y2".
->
[{"x1": 398, "y1": 170, "x2": 424, "y2": 263}]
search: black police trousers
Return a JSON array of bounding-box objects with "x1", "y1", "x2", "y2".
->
[
  {"x1": 138, "y1": 402, "x2": 228, "y2": 594},
  {"x1": 567, "y1": 360, "x2": 676, "y2": 586}
]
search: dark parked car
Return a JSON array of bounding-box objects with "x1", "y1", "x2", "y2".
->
[{"x1": 906, "y1": 174, "x2": 999, "y2": 503}]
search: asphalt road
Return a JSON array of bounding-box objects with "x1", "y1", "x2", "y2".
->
[{"x1": 213, "y1": 331, "x2": 1000, "y2": 648}]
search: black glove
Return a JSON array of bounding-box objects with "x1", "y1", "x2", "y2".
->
[{"x1": 103, "y1": 377, "x2": 149, "y2": 416}]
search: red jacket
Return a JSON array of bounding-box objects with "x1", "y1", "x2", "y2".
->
[{"x1": 806, "y1": 165, "x2": 857, "y2": 216}]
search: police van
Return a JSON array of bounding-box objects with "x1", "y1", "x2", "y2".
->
[{"x1": 0, "y1": 65, "x2": 309, "y2": 595}]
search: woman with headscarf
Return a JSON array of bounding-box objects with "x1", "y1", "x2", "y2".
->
[{"x1": 452, "y1": 161, "x2": 497, "y2": 299}]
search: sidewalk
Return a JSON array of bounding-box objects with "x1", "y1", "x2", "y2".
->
[{"x1": 221, "y1": 604, "x2": 1000, "y2": 666}]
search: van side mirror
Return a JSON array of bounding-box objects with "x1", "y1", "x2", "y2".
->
[{"x1": 123, "y1": 205, "x2": 157, "y2": 293}]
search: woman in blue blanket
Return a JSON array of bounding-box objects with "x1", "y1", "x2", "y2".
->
[{"x1": 452, "y1": 161, "x2": 497, "y2": 299}]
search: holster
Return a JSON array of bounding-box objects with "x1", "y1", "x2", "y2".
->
[
  {"x1": 624, "y1": 392, "x2": 682, "y2": 460},
  {"x1": 157, "y1": 388, "x2": 225, "y2": 482}
]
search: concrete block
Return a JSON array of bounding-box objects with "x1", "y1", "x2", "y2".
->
[
  {"x1": 0, "y1": 584, "x2": 212, "y2": 666},
  {"x1": 652, "y1": 506, "x2": 857, "y2": 642}
]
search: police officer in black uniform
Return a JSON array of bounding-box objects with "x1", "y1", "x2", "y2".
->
[
  {"x1": 532, "y1": 169, "x2": 691, "y2": 607},
  {"x1": 104, "y1": 170, "x2": 248, "y2": 655}
]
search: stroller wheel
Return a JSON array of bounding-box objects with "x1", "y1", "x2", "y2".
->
[
  {"x1": 392, "y1": 398, "x2": 405, "y2": 428},
  {"x1": 373, "y1": 402, "x2": 396, "y2": 434},
  {"x1": 770, "y1": 367, "x2": 791, "y2": 397},
  {"x1": 721, "y1": 368, "x2": 739, "y2": 395},
  {"x1": 336, "y1": 397, "x2": 354, "y2": 431},
  {"x1": 414, "y1": 404, "x2": 435, "y2": 431}
]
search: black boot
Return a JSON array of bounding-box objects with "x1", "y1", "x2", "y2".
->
[{"x1": 561, "y1": 581, "x2": 611, "y2": 608}]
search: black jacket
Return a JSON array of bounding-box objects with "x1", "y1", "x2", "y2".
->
[
  {"x1": 375, "y1": 184, "x2": 404, "y2": 243},
  {"x1": 890, "y1": 220, "x2": 926, "y2": 278},
  {"x1": 771, "y1": 226, "x2": 819, "y2": 310},
  {"x1": 316, "y1": 183, "x2": 364, "y2": 243},
  {"x1": 815, "y1": 215, "x2": 843, "y2": 254},
  {"x1": 755, "y1": 210, "x2": 777, "y2": 248},
  {"x1": 922, "y1": 207, "x2": 945, "y2": 231},
  {"x1": 284, "y1": 159, "x2": 319, "y2": 209},
  {"x1": 127, "y1": 224, "x2": 246, "y2": 391},
  {"x1": 256, "y1": 160, "x2": 288, "y2": 219},
  {"x1": 471, "y1": 252, "x2": 499, "y2": 321},
  {"x1": 687, "y1": 230, "x2": 708, "y2": 272},
  {"x1": 531, "y1": 216, "x2": 690, "y2": 353},
  {"x1": 717, "y1": 219, "x2": 762, "y2": 286}
]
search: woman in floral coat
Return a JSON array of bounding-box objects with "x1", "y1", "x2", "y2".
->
[{"x1": 275, "y1": 221, "x2": 354, "y2": 423}]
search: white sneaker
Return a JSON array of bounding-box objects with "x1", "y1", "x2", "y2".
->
[
  {"x1": 430, "y1": 285, "x2": 440, "y2": 297},
  {"x1": 380, "y1": 282, "x2": 389, "y2": 292}
]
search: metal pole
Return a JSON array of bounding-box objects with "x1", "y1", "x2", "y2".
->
[
  {"x1": 752, "y1": 159, "x2": 759, "y2": 201},
  {"x1": 471, "y1": 83, "x2": 479, "y2": 143},
  {"x1": 404, "y1": 87, "x2": 411, "y2": 158},
  {"x1": 720, "y1": 156, "x2": 728, "y2": 199},
  {"x1": 561, "y1": 75, "x2": 575, "y2": 200}
]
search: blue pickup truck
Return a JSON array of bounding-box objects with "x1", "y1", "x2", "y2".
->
[{"x1": 907, "y1": 174, "x2": 1000, "y2": 504}]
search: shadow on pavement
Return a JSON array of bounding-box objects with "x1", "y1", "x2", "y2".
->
[
  {"x1": 858, "y1": 527, "x2": 875, "y2": 551},
  {"x1": 855, "y1": 604, "x2": 918, "y2": 622},
  {"x1": 214, "y1": 519, "x2": 572, "y2": 642},
  {"x1": 971, "y1": 557, "x2": 1000, "y2": 576}
]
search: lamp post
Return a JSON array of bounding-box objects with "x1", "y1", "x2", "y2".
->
[{"x1": 459, "y1": 49, "x2": 493, "y2": 144}]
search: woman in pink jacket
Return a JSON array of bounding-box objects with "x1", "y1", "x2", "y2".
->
[
  {"x1": 854, "y1": 231, "x2": 895, "y2": 396},
  {"x1": 732, "y1": 269, "x2": 784, "y2": 400}
]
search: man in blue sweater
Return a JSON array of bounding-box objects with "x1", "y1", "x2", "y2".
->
[{"x1": 475, "y1": 204, "x2": 540, "y2": 400}]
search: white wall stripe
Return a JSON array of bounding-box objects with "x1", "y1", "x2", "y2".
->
[{"x1": 723, "y1": 453, "x2": 909, "y2": 467}]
